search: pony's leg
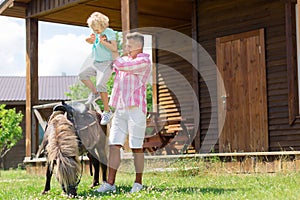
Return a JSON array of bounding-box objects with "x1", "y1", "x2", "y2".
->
[
  {"x1": 98, "y1": 143, "x2": 108, "y2": 182},
  {"x1": 99, "y1": 151, "x2": 108, "y2": 182},
  {"x1": 42, "y1": 163, "x2": 53, "y2": 194},
  {"x1": 100, "y1": 162, "x2": 107, "y2": 182},
  {"x1": 87, "y1": 153, "x2": 100, "y2": 187}
]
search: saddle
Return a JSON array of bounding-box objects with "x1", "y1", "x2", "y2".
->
[{"x1": 53, "y1": 101, "x2": 105, "y2": 161}]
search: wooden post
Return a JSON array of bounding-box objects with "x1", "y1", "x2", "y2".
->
[
  {"x1": 25, "y1": 17, "x2": 39, "y2": 157},
  {"x1": 152, "y1": 37, "x2": 158, "y2": 112},
  {"x1": 192, "y1": 0, "x2": 201, "y2": 152},
  {"x1": 121, "y1": 0, "x2": 138, "y2": 52},
  {"x1": 121, "y1": 0, "x2": 138, "y2": 32},
  {"x1": 285, "y1": 0, "x2": 299, "y2": 124}
]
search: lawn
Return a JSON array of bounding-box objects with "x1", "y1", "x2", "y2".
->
[{"x1": 1, "y1": 163, "x2": 300, "y2": 200}]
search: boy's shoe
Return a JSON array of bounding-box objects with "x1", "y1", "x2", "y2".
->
[
  {"x1": 85, "y1": 92, "x2": 98, "y2": 105},
  {"x1": 95, "y1": 182, "x2": 116, "y2": 193},
  {"x1": 130, "y1": 182, "x2": 143, "y2": 193},
  {"x1": 100, "y1": 110, "x2": 113, "y2": 125}
]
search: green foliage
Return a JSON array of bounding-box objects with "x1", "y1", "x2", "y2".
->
[
  {"x1": 146, "y1": 83, "x2": 153, "y2": 111},
  {"x1": 115, "y1": 31, "x2": 123, "y2": 56},
  {"x1": 0, "y1": 104, "x2": 23, "y2": 159},
  {"x1": 65, "y1": 80, "x2": 91, "y2": 101}
]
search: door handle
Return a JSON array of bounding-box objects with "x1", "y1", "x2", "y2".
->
[
  {"x1": 221, "y1": 95, "x2": 227, "y2": 104},
  {"x1": 221, "y1": 95, "x2": 227, "y2": 111}
]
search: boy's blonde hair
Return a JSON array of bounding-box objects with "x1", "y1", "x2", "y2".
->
[{"x1": 87, "y1": 12, "x2": 109, "y2": 30}]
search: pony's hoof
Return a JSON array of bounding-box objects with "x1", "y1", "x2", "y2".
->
[
  {"x1": 67, "y1": 193, "x2": 77, "y2": 198},
  {"x1": 90, "y1": 182, "x2": 99, "y2": 188},
  {"x1": 41, "y1": 190, "x2": 49, "y2": 195}
]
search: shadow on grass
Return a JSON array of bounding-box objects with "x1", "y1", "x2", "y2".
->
[
  {"x1": 144, "y1": 186, "x2": 238, "y2": 195},
  {"x1": 78, "y1": 185, "x2": 132, "y2": 197},
  {"x1": 77, "y1": 185, "x2": 239, "y2": 198}
]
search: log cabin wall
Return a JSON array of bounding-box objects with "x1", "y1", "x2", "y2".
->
[
  {"x1": 197, "y1": 0, "x2": 300, "y2": 152},
  {"x1": 155, "y1": 24, "x2": 196, "y2": 151},
  {"x1": 156, "y1": 25, "x2": 193, "y2": 116}
]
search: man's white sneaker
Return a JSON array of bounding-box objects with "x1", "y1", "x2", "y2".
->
[
  {"x1": 85, "y1": 93, "x2": 98, "y2": 105},
  {"x1": 100, "y1": 111, "x2": 113, "y2": 125},
  {"x1": 130, "y1": 182, "x2": 143, "y2": 193},
  {"x1": 95, "y1": 182, "x2": 116, "y2": 193}
]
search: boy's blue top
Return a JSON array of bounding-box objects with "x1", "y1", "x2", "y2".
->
[{"x1": 92, "y1": 28, "x2": 116, "y2": 62}]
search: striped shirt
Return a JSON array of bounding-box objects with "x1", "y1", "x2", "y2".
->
[{"x1": 109, "y1": 53, "x2": 151, "y2": 114}]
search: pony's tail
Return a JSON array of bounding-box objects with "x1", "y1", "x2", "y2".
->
[{"x1": 46, "y1": 115, "x2": 81, "y2": 191}]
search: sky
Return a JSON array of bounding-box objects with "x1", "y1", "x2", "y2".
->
[
  {"x1": 0, "y1": 16, "x2": 94, "y2": 76},
  {"x1": 0, "y1": 16, "x2": 153, "y2": 77}
]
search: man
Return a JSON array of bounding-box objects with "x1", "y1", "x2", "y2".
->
[{"x1": 95, "y1": 32, "x2": 151, "y2": 193}]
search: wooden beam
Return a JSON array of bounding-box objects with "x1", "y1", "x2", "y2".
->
[
  {"x1": 10, "y1": 1, "x2": 28, "y2": 8},
  {"x1": 192, "y1": 0, "x2": 201, "y2": 153},
  {"x1": 25, "y1": 17, "x2": 39, "y2": 157},
  {"x1": 33, "y1": 109, "x2": 47, "y2": 131},
  {"x1": 121, "y1": 0, "x2": 138, "y2": 53},
  {"x1": 0, "y1": 0, "x2": 13, "y2": 14},
  {"x1": 27, "y1": 0, "x2": 91, "y2": 18},
  {"x1": 121, "y1": 0, "x2": 138, "y2": 32}
]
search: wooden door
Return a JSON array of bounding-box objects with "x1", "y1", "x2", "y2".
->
[{"x1": 216, "y1": 29, "x2": 268, "y2": 152}]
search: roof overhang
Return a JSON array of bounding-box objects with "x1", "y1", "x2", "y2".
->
[{"x1": 0, "y1": 0, "x2": 192, "y2": 30}]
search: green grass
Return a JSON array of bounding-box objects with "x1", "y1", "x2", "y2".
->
[{"x1": 0, "y1": 167, "x2": 300, "y2": 200}]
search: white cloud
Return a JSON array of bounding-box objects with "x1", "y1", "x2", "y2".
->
[
  {"x1": 0, "y1": 18, "x2": 153, "y2": 77},
  {"x1": 0, "y1": 16, "x2": 91, "y2": 76},
  {"x1": 0, "y1": 16, "x2": 26, "y2": 76},
  {"x1": 39, "y1": 33, "x2": 91, "y2": 76}
]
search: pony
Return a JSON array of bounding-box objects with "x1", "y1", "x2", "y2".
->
[{"x1": 36, "y1": 102, "x2": 108, "y2": 197}]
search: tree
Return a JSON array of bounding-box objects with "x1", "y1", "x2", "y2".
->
[{"x1": 0, "y1": 104, "x2": 23, "y2": 169}]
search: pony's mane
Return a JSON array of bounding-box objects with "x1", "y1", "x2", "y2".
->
[{"x1": 46, "y1": 113, "x2": 80, "y2": 190}]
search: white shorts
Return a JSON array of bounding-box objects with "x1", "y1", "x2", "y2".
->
[{"x1": 109, "y1": 107, "x2": 146, "y2": 149}]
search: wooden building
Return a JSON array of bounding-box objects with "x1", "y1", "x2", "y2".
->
[{"x1": 1, "y1": 0, "x2": 300, "y2": 158}]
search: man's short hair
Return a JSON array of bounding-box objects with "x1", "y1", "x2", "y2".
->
[{"x1": 126, "y1": 32, "x2": 144, "y2": 47}]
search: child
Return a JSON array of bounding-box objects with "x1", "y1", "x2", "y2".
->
[
  {"x1": 95, "y1": 32, "x2": 151, "y2": 193},
  {"x1": 78, "y1": 12, "x2": 118, "y2": 125}
]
